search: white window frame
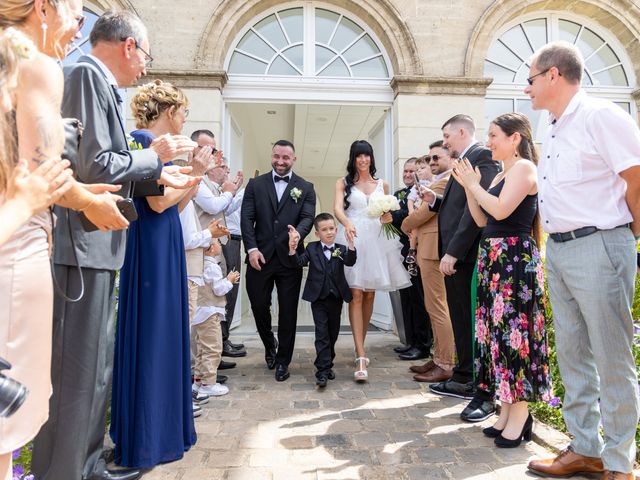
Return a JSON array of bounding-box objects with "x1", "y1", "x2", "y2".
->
[
  {"x1": 223, "y1": 2, "x2": 394, "y2": 104},
  {"x1": 485, "y1": 11, "x2": 637, "y2": 140}
]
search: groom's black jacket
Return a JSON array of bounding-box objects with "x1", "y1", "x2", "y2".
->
[{"x1": 241, "y1": 171, "x2": 316, "y2": 265}]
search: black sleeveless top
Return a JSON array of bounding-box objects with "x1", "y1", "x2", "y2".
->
[{"x1": 482, "y1": 178, "x2": 538, "y2": 238}]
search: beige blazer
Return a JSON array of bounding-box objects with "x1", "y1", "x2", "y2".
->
[{"x1": 401, "y1": 174, "x2": 450, "y2": 261}]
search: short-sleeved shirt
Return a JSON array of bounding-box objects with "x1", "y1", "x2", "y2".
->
[{"x1": 538, "y1": 90, "x2": 640, "y2": 233}]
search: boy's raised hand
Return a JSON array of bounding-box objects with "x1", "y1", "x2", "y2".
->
[
  {"x1": 227, "y1": 270, "x2": 240, "y2": 284},
  {"x1": 287, "y1": 224, "x2": 300, "y2": 252}
]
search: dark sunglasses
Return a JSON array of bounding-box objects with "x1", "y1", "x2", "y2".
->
[
  {"x1": 429, "y1": 155, "x2": 443, "y2": 161},
  {"x1": 526, "y1": 68, "x2": 561, "y2": 85}
]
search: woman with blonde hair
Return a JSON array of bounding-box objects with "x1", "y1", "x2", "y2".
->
[{"x1": 109, "y1": 80, "x2": 215, "y2": 469}]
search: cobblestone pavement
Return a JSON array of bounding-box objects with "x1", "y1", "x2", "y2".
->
[{"x1": 141, "y1": 332, "x2": 599, "y2": 480}]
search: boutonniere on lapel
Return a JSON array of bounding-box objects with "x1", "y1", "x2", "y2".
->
[
  {"x1": 397, "y1": 191, "x2": 407, "y2": 201},
  {"x1": 126, "y1": 134, "x2": 143, "y2": 151},
  {"x1": 290, "y1": 187, "x2": 302, "y2": 203},
  {"x1": 331, "y1": 248, "x2": 343, "y2": 261}
]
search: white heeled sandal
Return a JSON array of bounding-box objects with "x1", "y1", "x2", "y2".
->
[{"x1": 354, "y1": 356, "x2": 369, "y2": 382}]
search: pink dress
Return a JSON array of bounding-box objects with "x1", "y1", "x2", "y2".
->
[{"x1": 0, "y1": 211, "x2": 53, "y2": 453}]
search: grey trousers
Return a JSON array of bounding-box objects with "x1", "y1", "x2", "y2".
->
[
  {"x1": 546, "y1": 227, "x2": 639, "y2": 473},
  {"x1": 32, "y1": 265, "x2": 117, "y2": 480}
]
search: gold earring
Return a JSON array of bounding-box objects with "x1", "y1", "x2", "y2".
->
[{"x1": 41, "y1": 21, "x2": 47, "y2": 49}]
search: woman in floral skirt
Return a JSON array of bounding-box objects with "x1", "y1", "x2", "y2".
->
[{"x1": 451, "y1": 112, "x2": 551, "y2": 448}]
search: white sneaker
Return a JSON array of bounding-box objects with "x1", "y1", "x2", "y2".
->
[
  {"x1": 198, "y1": 383, "x2": 229, "y2": 396},
  {"x1": 192, "y1": 402, "x2": 202, "y2": 418},
  {"x1": 192, "y1": 387, "x2": 210, "y2": 405},
  {"x1": 191, "y1": 381, "x2": 201, "y2": 393}
]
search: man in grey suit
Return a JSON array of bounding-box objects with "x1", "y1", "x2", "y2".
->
[{"x1": 32, "y1": 11, "x2": 197, "y2": 480}]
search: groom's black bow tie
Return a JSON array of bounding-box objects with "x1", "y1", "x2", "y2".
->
[
  {"x1": 274, "y1": 175, "x2": 289, "y2": 183},
  {"x1": 111, "y1": 85, "x2": 123, "y2": 105},
  {"x1": 323, "y1": 245, "x2": 335, "y2": 252}
]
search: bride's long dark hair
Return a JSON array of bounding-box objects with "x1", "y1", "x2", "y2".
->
[{"x1": 343, "y1": 140, "x2": 377, "y2": 210}]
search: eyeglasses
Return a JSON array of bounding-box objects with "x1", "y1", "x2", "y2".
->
[
  {"x1": 120, "y1": 37, "x2": 154, "y2": 67},
  {"x1": 526, "y1": 68, "x2": 559, "y2": 85},
  {"x1": 429, "y1": 155, "x2": 442, "y2": 162}
]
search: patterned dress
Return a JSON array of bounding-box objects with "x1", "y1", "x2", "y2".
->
[{"x1": 475, "y1": 178, "x2": 552, "y2": 404}]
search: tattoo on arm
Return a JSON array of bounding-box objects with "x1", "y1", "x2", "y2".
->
[{"x1": 31, "y1": 146, "x2": 47, "y2": 166}]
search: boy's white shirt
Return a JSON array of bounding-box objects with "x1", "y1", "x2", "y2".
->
[{"x1": 192, "y1": 256, "x2": 233, "y2": 326}]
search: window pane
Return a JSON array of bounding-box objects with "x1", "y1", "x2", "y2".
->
[
  {"x1": 254, "y1": 14, "x2": 288, "y2": 50},
  {"x1": 585, "y1": 44, "x2": 620, "y2": 72},
  {"x1": 523, "y1": 18, "x2": 547, "y2": 51},
  {"x1": 315, "y1": 9, "x2": 339, "y2": 44},
  {"x1": 315, "y1": 45, "x2": 337, "y2": 72},
  {"x1": 351, "y1": 56, "x2": 388, "y2": 77},
  {"x1": 318, "y1": 58, "x2": 350, "y2": 77},
  {"x1": 237, "y1": 31, "x2": 275, "y2": 61},
  {"x1": 486, "y1": 41, "x2": 522, "y2": 71},
  {"x1": 593, "y1": 65, "x2": 628, "y2": 86},
  {"x1": 581, "y1": 70, "x2": 594, "y2": 86},
  {"x1": 484, "y1": 98, "x2": 514, "y2": 125},
  {"x1": 268, "y1": 56, "x2": 300, "y2": 75},
  {"x1": 484, "y1": 60, "x2": 516, "y2": 84},
  {"x1": 514, "y1": 63, "x2": 532, "y2": 84},
  {"x1": 229, "y1": 51, "x2": 268, "y2": 74},
  {"x1": 282, "y1": 45, "x2": 303, "y2": 70},
  {"x1": 278, "y1": 8, "x2": 303, "y2": 43},
  {"x1": 343, "y1": 34, "x2": 379, "y2": 63},
  {"x1": 558, "y1": 19, "x2": 581, "y2": 44},
  {"x1": 576, "y1": 27, "x2": 604, "y2": 58},
  {"x1": 614, "y1": 102, "x2": 631, "y2": 114},
  {"x1": 515, "y1": 98, "x2": 542, "y2": 137},
  {"x1": 330, "y1": 16, "x2": 363, "y2": 50},
  {"x1": 500, "y1": 25, "x2": 533, "y2": 62}
]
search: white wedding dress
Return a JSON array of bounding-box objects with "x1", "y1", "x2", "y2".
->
[{"x1": 337, "y1": 178, "x2": 411, "y2": 291}]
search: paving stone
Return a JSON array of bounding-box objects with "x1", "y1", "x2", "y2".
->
[
  {"x1": 293, "y1": 400, "x2": 320, "y2": 409},
  {"x1": 406, "y1": 465, "x2": 451, "y2": 479},
  {"x1": 340, "y1": 409, "x2": 375, "y2": 420},
  {"x1": 412, "y1": 447, "x2": 456, "y2": 464}
]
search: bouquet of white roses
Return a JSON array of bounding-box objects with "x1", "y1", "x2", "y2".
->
[{"x1": 367, "y1": 193, "x2": 402, "y2": 239}]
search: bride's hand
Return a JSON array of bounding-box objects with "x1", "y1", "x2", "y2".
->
[
  {"x1": 380, "y1": 212, "x2": 392, "y2": 224},
  {"x1": 345, "y1": 222, "x2": 357, "y2": 243}
]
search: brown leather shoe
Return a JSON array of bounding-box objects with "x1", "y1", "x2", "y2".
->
[
  {"x1": 602, "y1": 471, "x2": 635, "y2": 480},
  {"x1": 413, "y1": 365, "x2": 453, "y2": 383},
  {"x1": 409, "y1": 360, "x2": 435, "y2": 374},
  {"x1": 527, "y1": 446, "x2": 604, "y2": 478}
]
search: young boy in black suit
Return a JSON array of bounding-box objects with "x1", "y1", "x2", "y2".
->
[{"x1": 287, "y1": 213, "x2": 356, "y2": 387}]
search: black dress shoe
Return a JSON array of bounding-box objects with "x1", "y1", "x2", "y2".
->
[
  {"x1": 265, "y1": 339, "x2": 278, "y2": 370},
  {"x1": 393, "y1": 344, "x2": 412, "y2": 354},
  {"x1": 227, "y1": 340, "x2": 245, "y2": 349},
  {"x1": 218, "y1": 360, "x2": 236, "y2": 370},
  {"x1": 89, "y1": 468, "x2": 142, "y2": 480},
  {"x1": 222, "y1": 340, "x2": 247, "y2": 358},
  {"x1": 429, "y1": 379, "x2": 474, "y2": 400},
  {"x1": 327, "y1": 369, "x2": 335, "y2": 380},
  {"x1": 316, "y1": 376, "x2": 328, "y2": 388},
  {"x1": 216, "y1": 374, "x2": 228, "y2": 384},
  {"x1": 275, "y1": 364, "x2": 290, "y2": 382},
  {"x1": 398, "y1": 347, "x2": 430, "y2": 361},
  {"x1": 460, "y1": 396, "x2": 496, "y2": 422}
]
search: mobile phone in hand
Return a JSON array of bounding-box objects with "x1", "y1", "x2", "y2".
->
[
  {"x1": 79, "y1": 198, "x2": 138, "y2": 232},
  {"x1": 413, "y1": 172, "x2": 420, "y2": 185}
]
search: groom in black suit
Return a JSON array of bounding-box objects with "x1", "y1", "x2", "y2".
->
[{"x1": 241, "y1": 140, "x2": 316, "y2": 381}]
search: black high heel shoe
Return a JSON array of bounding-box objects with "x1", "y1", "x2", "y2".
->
[
  {"x1": 482, "y1": 425, "x2": 504, "y2": 438},
  {"x1": 494, "y1": 413, "x2": 533, "y2": 448}
]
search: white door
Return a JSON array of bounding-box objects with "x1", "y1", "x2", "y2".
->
[
  {"x1": 223, "y1": 109, "x2": 245, "y2": 329},
  {"x1": 367, "y1": 109, "x2": 396, "y2": 331}
]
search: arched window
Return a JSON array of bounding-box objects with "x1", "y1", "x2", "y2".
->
[
  {"x1": 63, "y1": 5, "x2": 101, "y2": 65},
  {"x1": 484, "y1": 13, "x2": 636, "y2": 140},
  {"x1": 227, "y1": 5, "x2": 390, "y2": 79}
]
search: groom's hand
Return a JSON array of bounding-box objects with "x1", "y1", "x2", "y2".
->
[
  {"x1": 287, "y1": 224, "x2": 300, "y2": 253},
  {"x1": 249, "y1": 249, "x2": 266, "y2": 271}
]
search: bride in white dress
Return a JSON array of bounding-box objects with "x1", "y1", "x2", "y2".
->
[{"x1": 334, "y1": 140, "x2": 411, "y2": 382}]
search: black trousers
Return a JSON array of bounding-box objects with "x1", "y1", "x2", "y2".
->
[
  {"x1": 444, "y1": 261, "x2": 475, "y2": 384},
  {"x1": 399, "y1": 272, "x2": 433, "y2": 351},
  {"x1": 245, "y1": 257, "x2": 302, "y2": 366},
  {"x1": 221, "y1": 236, "x2": 242, "y2": 341},
  {"x1": 32, "y1": 265, "x2": 116, "y2": 480},
  {"x1": 311, "y1": 295, "x2": 343, "y2": 376}
]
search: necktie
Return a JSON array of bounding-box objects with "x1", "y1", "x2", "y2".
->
[{"x1": 274, "y1": 175, "x2": 289, "y2": 183}]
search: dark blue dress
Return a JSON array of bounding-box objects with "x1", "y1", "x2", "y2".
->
[{"x1": 110, "y1": 129, "x2": 196, "y2": 468}]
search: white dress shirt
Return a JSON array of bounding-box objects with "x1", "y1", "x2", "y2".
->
[
  {"x1": 538, "y1": 90, "x2": 640, "y2": 233},
  {"x1": 321, "y1": 242, "x2": 336, "y2": 260},
  {"x1": 191, "y1": 256, "x2": 233, "y2": 326},
  {"x1": 225, "y1": 188, "x2": 244, "y2": 235},
  {"x1": 179, "y1": 200, "x2": 212, "y2": 286},
  {"x1": 194, "y1": 181, "x2": 233, "y2": 216},
  {"x1": 272, "y1": 170, "x2": 292, "y2": 201}
]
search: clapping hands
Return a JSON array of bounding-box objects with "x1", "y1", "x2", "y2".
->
[{"x1": 451, "y1": 158, "x2": 481, "y2": 189}]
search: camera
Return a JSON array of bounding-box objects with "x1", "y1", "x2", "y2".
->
[{"x1": 0, "y1": 357, "x2": 28, "y2": 418}]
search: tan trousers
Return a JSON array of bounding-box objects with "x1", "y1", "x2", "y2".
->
[
  {"x1": 419, "y1": 258, "x2": 455, "y2": 370},
  {"x1": 193, "y1": 313, "x2": 223, "y2": 383},
  {"x1": 188, "y1": 280, "x2": 199, "y2": 368}
]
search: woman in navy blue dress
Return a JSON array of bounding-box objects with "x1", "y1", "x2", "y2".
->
[{"x1": 110, "y1": 80, "x2": 202, "y2": 468}]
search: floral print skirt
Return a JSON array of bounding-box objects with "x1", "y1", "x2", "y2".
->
[{"x1": 475, "y1": 235, "x2": 552, "y2": 404}]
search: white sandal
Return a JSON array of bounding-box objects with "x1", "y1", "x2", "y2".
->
[{"x1": 354, "y1": 356, "x2": 369, "y2": 382}]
